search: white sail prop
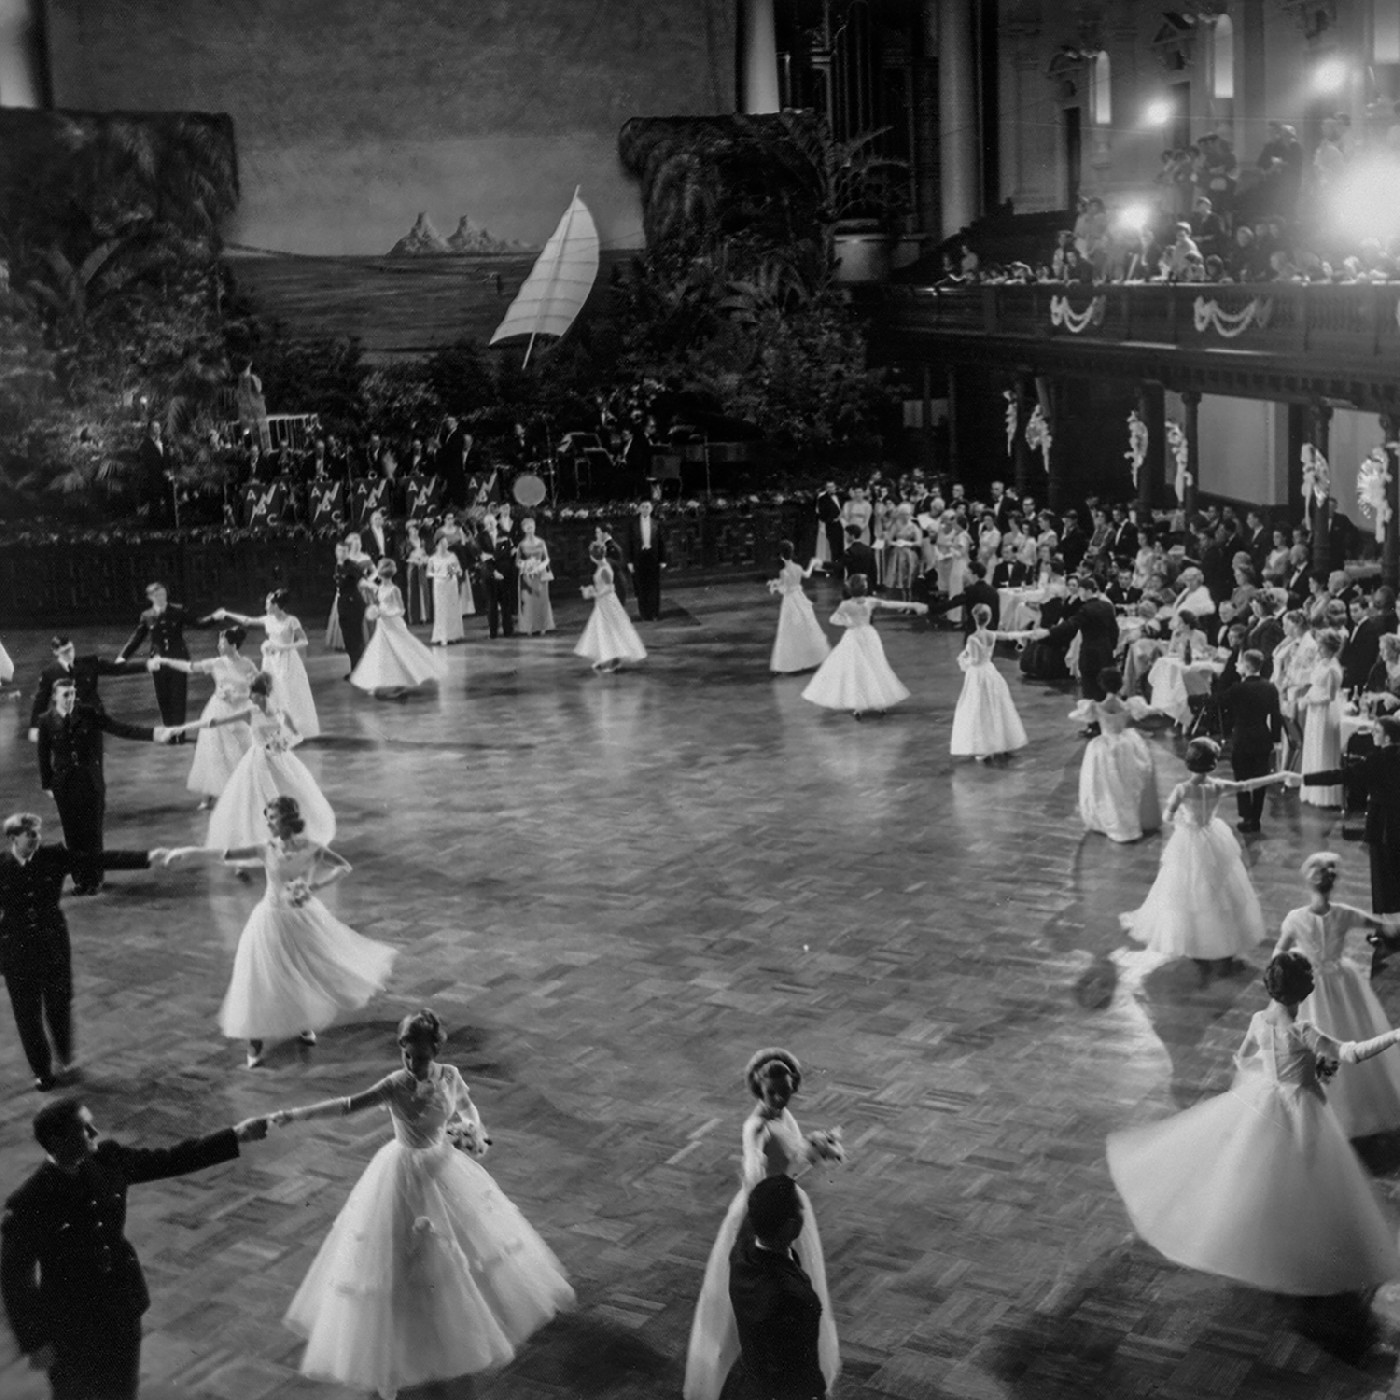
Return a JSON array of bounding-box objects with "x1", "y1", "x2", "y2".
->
[{"x1": 489, "y1": 188, "x2": 599, "y2": 366}]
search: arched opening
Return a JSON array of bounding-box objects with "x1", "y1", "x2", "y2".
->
[
  {"x1": 1212, "y1": 16, "x2": 1234, "y2": 101},
  {"x1": 1091, "y1": 51, "x2": 1111, "y2": 126}
]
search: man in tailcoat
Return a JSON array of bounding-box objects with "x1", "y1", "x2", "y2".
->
[
  {"x1": 1035, "y1": 574, "x2": 1120, "y2": 720},
  {"x1": 113, "y1": 582, "x2": 214, "y2": 726},
  {"x1": 476, "y1": 511, "x2": 516, "y2": 639},
  {"x1": 814, "y1": 482, "x2": 844, "y2": 574},
  {"x1": 927, "y1": 561, "x2": 1000, "y2": 634},
  {"x1": 0, "y1": 813, "x2": 157, "y2": 1091},
  {"x1": 335, "y1": 534, "x2": 373, "y2": 674},
  {"x1": 1, "y1": 1097, "x2": 267, "y2": 1400},
  {"x1": 1225, "y1": 649, "x2": 1283, "y2": 834},
  {"x1": 627, "y1": 501, "x2": 667, "y2": 621},
  {"x1": 37, "y1": 680, "x2": 171, "y2": 897},
  {"x1": 28, "y1": 639, "x2": 144, "y2": 738}
]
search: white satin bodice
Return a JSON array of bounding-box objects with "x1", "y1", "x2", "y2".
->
[
  {"x1": 259, "y1": 837, "x2": 321, "y2": 904},
  {"x1": 364, "y1": 1064, "x2": 476, "y2": 1150},
  {"x1": 375, "y1": 583, "x2": 406, "y2": 619},
  {"x1": 251, "y1": 707, "x2": 294, "y2": 754},
  {"x1": 203, "y1": 654, "x2": 257, "y2": 706},
  {"x1": 1169, "y1": 780, "x2": 1226, "y2": 827},
  {"x1": 1279, "y1": 904, "x2": 1371, "y2": 973},
  {"x1": 740, "y1": 1108, "x2": 811, "y2": 1189}
]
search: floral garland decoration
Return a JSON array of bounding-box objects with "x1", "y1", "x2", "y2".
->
[
  {"x1": 1124, "y1": 410, "x2": 1147, "y2": 487},
  {"x1": 1049, "y1": 294, "x2": 1107, "y2": 334},
  {"x1": 1165, "y1": 420, "x2": 1190, "y2": 501},
  {"x1": 1025, "y1": 405, "x2": 1052, "y2": 472},
  {"x1": 1358, "y1": 446, "x2": 1394, "y2": 543},
  {"x1": 1301, "y1": 443, "x2": 1331, "y2": 502},
  {"x1": 1193, "y1": 295, "x2": 1271, "y2": 338},
  {"x1": 1002, "y1": 389, "x2": 1018, "y2": 457}
]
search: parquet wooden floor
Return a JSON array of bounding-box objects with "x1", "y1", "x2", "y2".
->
[{"x1": 2, "y1": 580, "x2": 1399, "y2": 1400}]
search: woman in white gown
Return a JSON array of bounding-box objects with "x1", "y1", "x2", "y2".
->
[
  {"x1": 949, "y1": 604, "x2": 1031, "y2": 759},
  {"x1": 932, "y1": 516, "x2": 971, "y2": 624},
  {"x1": 683, "y1": 1049, "x2": 844, "y2": 1400},
  {"x1": 1273, "y1": 853, "x2": 1400, "y2": 1137},
  {"x1": 575, "y1": 543, "x2": 647, "y2": 671},
  {"x1": 1120, "y1": 738, "x2": 1298, "y2": 973},
  {"x1": 427, "y1": 537, "x2": 465, "y2": 646},
  {"x1": 1301, "y1": 628, "x2": 1345, "y2": 807},
  {"x1": 802, "y1": 574, "x2": 926, "y2": 717},
  {"x1": 768, "y1": 541, "x2": 830, "y2": 674},
  {"x1": 152, "y1": 625, "x2": 259, "y2": 808},
  {"x1": 271, "y1": 1009, "x2": 575, "y2": 1398},
  {"x1": 351, "y1": 560, "x2": 444, "y2": 697},
  {"x1": 1146, "y1": 610, "x2": 1212, "y2": 730},
  {"x1": 1108, "y1": 950, "x2": 1400, "y2": 1297},
  {"x1": 201, "y1": 673, "x2": 336, "y2": 852},
  {"x1": 165, "y1": 796, "x2": 396, "y2": 1067},
  {"x1": 1271, "y1": 609, "x2": 1317, "y2": 770},
  {"x1": 1078, "y1": 668, "x2": 1160, "y2": 842},
  {"x1": 216, "y1": 590, "x2": 320, "y2": 741}
]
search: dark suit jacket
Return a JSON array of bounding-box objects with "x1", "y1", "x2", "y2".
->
[
  {"x1": 1060, "y1": 527, "x2": 1088, "y2": 573},
  {"x1": 37, "y1": 707, "x2": 155, "y2": 791},
  {"x1": 1046, "y1": 596, "x2": 1119, "y2": 673},
  {"x1": 843, "y1": 541, "x2": 878, "y2": 586},
  {"x1": 1344, "y1": 614, "x2": 1398, "y2": 693},
  {"x1": 1225, "y1": 675, "x2": 1282, "y2": 747},
  {"x1": 627, "y1": 516, "x2": 667, "y2": 568},
  {"x1": 815, "y1": 492, "x2": 842, "y2": 526},
  {"x1": 1245, "y1": 616, "x2": 1285, "y2": 663},
  {"x1": 363, "y1": 524, "x2": 397, "y2": 563},
  {"x1": 931, "y1": 579, "x2": 1000, "y2": 633},
  {"x1": 1110, "y1": 522, "x2": 1138, "y2": 560},
  {"x1": 1284, "y1": 565, "x2": 1313, "y2": 607},
  {"x1": 0, "y1": 1130, "x2": 240, "y2": 1353},
  {"x1": 28, "y1": 657, "x2": 144, "y2": 729},
  {"x1": 727, "y1": 1234, "x2": 826, "y2": 1400},
  {"x1": 116, "y1": 604, "x2": 210, "y2": 664},
  {"x1": 991, "y1": 561, "x2": 1028, "y2": 588}
]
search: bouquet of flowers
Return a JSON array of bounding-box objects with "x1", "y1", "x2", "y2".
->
[
  {"x1": 446, "y1": 1117, "x2": 492, "y2": 1157},
  {"x1": 806, "y1": 1127, "x2": 846, "y2": 1164},
  {"x1": 284, "y1": 877, "x2": 312, "y2": 907}
]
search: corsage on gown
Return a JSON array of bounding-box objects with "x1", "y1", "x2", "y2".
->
[
  {"x1": 351, "y1": 583, "x2": 444, "y2": 692},
  {"x1": 187, "y1": 654, "x2": 258, "y2": 797},
  {"x1": 802, "y1": 597, "x2": 910, "y2": 713},
  {"x1": 949, "y1": 630, "x2": 1027, "y2": 757},
  {"x1": 769, "y1": 561, "x2": 830, "y2": 674},
  {"x1": 683, "y1": 1108, "x2": 840, "y2": 1400},
  {"x1": 286, "y1": 1064, "x2": 575, "y2": 1397},
  {"x1": 1107, "y1": 1008, "x2": 1400, "y2": 1295},
  {"x1": 218, "y1": 838, "x2": 397, "y2": 1041}
]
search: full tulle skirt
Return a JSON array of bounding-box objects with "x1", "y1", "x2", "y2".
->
[
  {"x1": 518, "y1": 575, "x2": 555, "y2": 635},
  {"x1": 351, "y1": 615, "x2": 444, "y2": 692},
  {"x1": 1107, "y1": 1070, "x2": 1400, "y2": 1294},
  {"x1": 207, "y1": 746, "x2": 336, "y2": 851},
  {"x1": 1120, "y1": 818, "x2": 1262, "y2": 959},
  {"x1": 949, "y1": 660, "x2": 1027, "y2": 756},
  {"x1": 1080, "y1": 729, "x2": 1161, "y2": 842},
  {"x1": 802, "y1": 626, "x2": 910, "y2": 713},
  {"x1": 682, "y1": 1181, "x2": 838, "y2": 1400},
  {"x1": 771, "y1": 592, "x2": 831, "y2": 673},
  {"x1": 324, "y1": 602, "x2": 344, "y2": 652},
  {"x1": 186, "y1": 695, "x2": 252, "y2": 798},
  {"x1": 1302, "y1": 700, "x2": 1343, "y2": 806},
  {"x1": 575, "y1": 593, "x2": 647, "y2": 665},
  {"x1": 1301, "y1": 965, "x2": 1400, "y2": 1137},
  {"x1": 432, "y1": 577, "x2": 465, "y2": 644},
  {"x1": 286, "y1": 1139, "x2": 575, "y2": 1396},
  {"x1": 219, "y1": 895, "x2": 397, "y2": 1040},
  {"x1": 263, "y1": 644, "x2": 320, "y2": 741}
]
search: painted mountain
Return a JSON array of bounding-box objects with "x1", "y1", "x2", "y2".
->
[{"x1": 388, "y1": 212, "x2": 529, "y2": 256}]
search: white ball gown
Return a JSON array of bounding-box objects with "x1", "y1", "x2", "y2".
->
[
  {"x1": 351, "y1": 583, "x2": 445, "y2": 692},
  {"x1": 186, "y1": 654, "x2": 258, "y2": 798},
  {"x1": 1107, "y1": 1006, "x2": 1400, "y2": 1295},
  {"x1": 218, "y1": 838, "x2": 396, "y2": 1041},
  {"x1": 286, "y1": 1064, "x2": 575, "y2": 1397},
  {"x1": 1301, "y1": 658, "x2": 1344, "y2": 806},
  {"x1": 802, "y1": 597, "x2": 910, "y2": 713},
  {"x1": 428, "y1": 554, "x2": 465, "y2": 645},
  {"x1": 949, "y1": 630, "x2": 1028, "y2": 757},
  {"x1": 1119, "y1": 780, "x2": 1263, "y2": 959},
  {"x1": 683, "y1": 1108, "x2": 838, "y2": 1400},
  {"x1": 1078, "y1": 701, "x2": 1160, "y2": 842},
  {"x1": 769, "y1": 561, "x2": 830, "y2": 674},
  {"x1": 1280, "y1": 903, "x2": 1400, "y2": 1137},
  {"x1": 207, "y1": 708, "x2": 336, "y2": 851},
  {"x1": 260, "y1": 613, "x2": 320, "y2": 740},
  {"x1": 574, "y1": 562, "x2": 647, "y2": 665}
]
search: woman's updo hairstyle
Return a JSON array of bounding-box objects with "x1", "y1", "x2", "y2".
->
[
  {"x1": 744, "y1": 1047, "x2": 802, "y2": 1098},
  {"x1": 397, "y1": 1008, "x2": 447, "y2": 1051},
  {"x1": 266, "y1": 794, "x2": 305, "y2": 833},
  {"x1": 250, "y1": 671, "x2": 274, "y2": 700},
  {"x1": 588, "y1": 542, "x2": 606, "y2": 562},
  {"x1": 1263, "y1": 950, "x2": 1314, "y2": 1005},
  {"x1": 1176, "y1": 609, "x2": 1197, "y2": 631},
  {"x1": 1315, "y1": 627, "x2": 1343, "y2": 658},
  {"x1": 971, "y1": 603, "x2": 992, "y2": 626},
  {"x1": 1098, "y1": 667, "x2": 1123, "y2": 695},
  {"x1": 222, "y1": 625, "x2": 247, "y2": 649},
  {"x1": 267, "y1": 587, "x2": 290, "y2": 609},
  {"x1": 846, "y1": 573, "x2": 870, "y2": 597},
  {"x1": 778, "y1": 540, "x2": 795, "y2": 560},
  {"x1": 1184, "y1": 737, "x2": 1220, "y2": 773}
]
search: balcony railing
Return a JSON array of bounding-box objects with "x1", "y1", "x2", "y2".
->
[{"x1": 869, "y1": 281, "x2": 1400, "y2": 362}]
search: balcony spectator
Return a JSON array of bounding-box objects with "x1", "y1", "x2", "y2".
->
[
  {"x1": 1190, "y1": 197, "x2": 1225, "y2": 260},
  {"x1": 1268, "y1": 248, "x2": 1302, "y2": 282},
  {"x1": 1062, "y1": 248, "x2": 1095, "y2": 285},
  {"x1": 1050, "y1": 230, "x2": 1075, "y2": 279},
  {"x1": 1256, "y1": 122, "x2": 1303, "y2": 218},
  {"x1": 1204, "y1": 254, "x2": 1228, "y2": 282},
  {"x1": 1161, "y1": 223, "x2": 1201, "y2": 281},
  {"x1": 1313, "y1": 118, "x2": 1347, "y2": 192},
  {"x1": 1199, "y1": 131, "x2": 1239, "y2": 216}
]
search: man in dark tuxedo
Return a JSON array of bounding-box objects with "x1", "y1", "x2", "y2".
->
[
  {"x1": 362, "y1": 508, "x2": 396, "y2": 564},
  {"x1": 334, "y1": 535, "x2": 373, "y2": 673},
  {"x1": 27, "y1": 638, "x2": 144, "y2": 737},
  {"x1": 991, "y1": 544, "x2": 1027, "y2": 589},
  {"x1": 1344, "y1": 587, "x2": 1397, "y2": 694},
  {"x1": 1059, "y1": 510, "x2": 1088, "y2": 573},
  {"x1": 136, "y1": 419, "x2": 172, "y2": 523},
  {"x1": 436, "y1": 415, "x2": 473, "y2": 508},
  {"x1": 1, "y1": 1097, "x2": 267, "y2": 1400},
  {"x1": 1243, "y1": 510, "x2": 1271, "y2": 574},
  {"x1": 988, "y1": 480, "x2": 1016, "y2": 533},
  {"x1": 928, "y1": 561, "x2": 999, "y2": 634},
  {"x1": 1104, "y1": 566, "x2": 1141, "y2": 609},
  {"x1": 1035, "y1": 574, "x2": 1120, "y2": 717},
  {"x1": 476, "y1": 512, "x2": 516, "y2": 639},
  {"x1": 627, "y1": 501, "x2": 667, "y2": 621},
  {"x1": 1245, "y1": 593, "x2": 1285, "y2": 666},
  {"x1": 0, "y1": 813, "x2": 159, "y2": 1090},
  {"x1": 114, "y1": 582, "x2": 214, "y2": 725},
  {"x1": 814, "y1": 482, "x2": 844, "y2": 573},
  {"x1": 1225, "y1": 649, "x2": 1283, "y2": 834},
  {"x1": 36, "y1": 679, "x2": 172, "y2": 897},
  {"x1": 841, "y1": 524, "x2": 878, "y2": 594},
  {"x1": 726, "y1": 1175, "x2": 827, "y2": 1400},
  {"x1": 1109, "y1": 505, "x2": 1138, "y2": 563}
]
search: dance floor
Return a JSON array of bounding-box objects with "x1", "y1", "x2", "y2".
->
[{"x1": 3, "y1": 578, "x2": 1400, "y2": 1400}]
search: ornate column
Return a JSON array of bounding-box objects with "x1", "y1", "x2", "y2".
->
[
  {"x1": 740, "y1": 0, "x2": 780, "y2": 114},
  {"x1": 1383, "y1": 414, "x2": 1400, "y2": 590},
  {"x1": 1181, "y1": 390, "x2": 1200, "y2": 520},
  {"x1": 933, "y1": 0, "x2": 979, "y2": 236},
  {"x1": 1013, "y1": 373, "x2": 1035, "y2": 498},
  {"x1": 1310, "y1": 400, "x2": 1333, "y2": 578},
  {"x1": 1138, "y1": 382, "x2": 1165, "y2": 521}
]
